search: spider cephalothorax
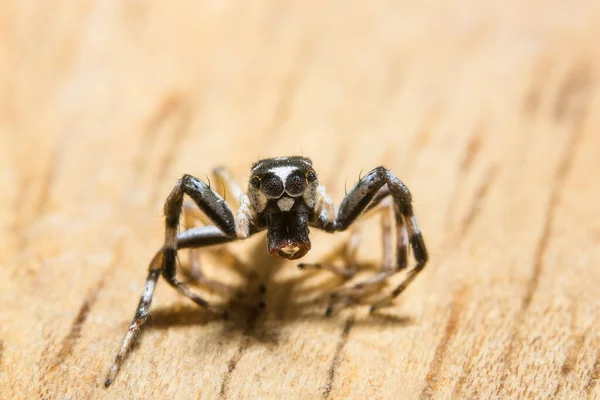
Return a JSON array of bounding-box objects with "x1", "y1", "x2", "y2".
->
[
  {"x1": 247, "y1": 156, "x2": 319, "y2": 259},
  {"x1": 106, "y1": 156, "x2": 428, "y2": 387}
]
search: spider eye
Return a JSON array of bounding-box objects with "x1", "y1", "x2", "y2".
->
[
  {"x1": 250, "y1": 176, "x2": 261, "y2": 189},
  {"x1": 286, "y1": 173, "x2": 306, "y2": 196},
  {"x1": 262, "y1": 175, "x2": 285, "y2": 197},
  {"x1": 306, "y1": 170, "x2": 317, "y2": 183}
]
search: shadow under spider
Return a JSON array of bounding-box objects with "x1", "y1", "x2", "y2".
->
[{"x1": 143, "y1": 235, "x2": 416, "y2": 351}]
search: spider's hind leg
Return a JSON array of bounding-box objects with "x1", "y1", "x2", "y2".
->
[
  {"x1": 181, "y1": 201, "x2": 249, "y2": 298},
  {"x1": 325, "y1": 197, "x2": 402, "y2": 315},
  {"x1": 212, "y1": 165, "x2": 244, "y2": 207},
  {"x1": 369, "y1": 208, "x2": 427, "y2": 312},
  {"x1": 297, "y1": 226, "x2": 361, "y2": 279},
  {"x1": 182, "y1": 207, "x2": 262, "y2": 304}
]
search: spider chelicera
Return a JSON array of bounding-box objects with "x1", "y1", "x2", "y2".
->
[{"x1": 105, "y1": 156, "x2": 428, "y2": 387}]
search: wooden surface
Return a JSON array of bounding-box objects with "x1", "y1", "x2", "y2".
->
[{"x1": 1, "y1": 1, "x2": 599, "y2": 399}]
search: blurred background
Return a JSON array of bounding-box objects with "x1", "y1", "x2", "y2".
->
[{"x1": 0, "y1": 1, "x2": 599, "y2": 399}]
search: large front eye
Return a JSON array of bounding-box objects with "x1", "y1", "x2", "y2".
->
[
  {"x1": 285, "y1": 172, "x2": 306, "y2": 196},
  {"x1": 262, "y1": 174, "x2": 284, "y2": 197}
]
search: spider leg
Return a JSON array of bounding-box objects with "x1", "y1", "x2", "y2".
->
[
  {"x1": 212, "y1": 165, "x2": 244, "y2": 208},
  {"x1": 182, "y1": 202, "x2": 250, "y2": 297},
  {"x1": 321, "y1": 197, "x2": 394, "y2": 314},
  {"x1": 183, "y1": 167, "x2": 257, "y2": 283},
  {"x1": 106, "y1": 174, "x2": 258, "y2": 387},
  {"x1": 182, "y1": 173, "x2": 262, "y2": 297},
  {"x1": 314, "y1": 167, "x2": 428, "y2": 314},
  {"x1": 182, "y1": 202, "x2": 210, "y2": 281},
  {"x1": 105, "y1": 225, "x2": 239, "y2": 387},
  {"x1": 160, "y1": 174, "x2": 238, "y2": 311},
  {"x1": 378, "y1": 196, "x2": 396, "y2": 272},
  {"x1": 300, "y1": 189, "x2": 394, "y2": 280},
  {"x1": 178, "y1": 226, "x2": 265, "y2": 306},
  {"x1": 367, "y1": 204, "x2": 422, "y2": 312},
  {"x1": 325, "y1": 202, "x2": 408, "y2": 314},
  {"x1": 297, "y1": 227, "x2": 360, "y2": 278},
  {"x1": 105, "y1": 251, "x2": 162, "y2": 387}
]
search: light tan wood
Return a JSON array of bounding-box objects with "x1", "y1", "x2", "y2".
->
[{"x1": 1, "y1": 1, "x2": 599, "y2": 399}]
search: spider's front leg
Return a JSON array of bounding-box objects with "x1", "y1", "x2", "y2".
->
[
  {"x1": 161, "y1": 174, "x2": 240, "y2": 309},
  {"x1": 317, "y1": 167, "x2": 429, "y2": 314},
  {"x1": 105, "y1": 174, "x2": 250, "y2": 387},
  {"x1": 182, "y1": 166, "x2": 255, "y2": 292}
]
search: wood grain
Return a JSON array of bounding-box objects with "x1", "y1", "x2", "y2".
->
[{"x1": 1, "y1": 1, "x2": 599, "y2": 399}]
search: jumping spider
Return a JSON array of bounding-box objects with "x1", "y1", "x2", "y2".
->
[{"x1": 105, "y1": 156, "x2": 428, "y2": 387}]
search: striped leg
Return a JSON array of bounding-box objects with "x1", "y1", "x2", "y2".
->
[
  {"x1": 182, "y1": 202, "x2": 242, "y2": 297},
  {"x1": 180, "y1": 168, "x2": 259, "y2": 297},
  {"x1": 160, "y1": 174, "x2": 236, "y2": 311},
  {"x1": 105, "y1": 226, "x2": 240, "y2": 387},
  {"x1": 324, "y1": 199, "x2": 402, "y2": 315},
  {"x1": 212, "y1": 166, "x2": 244, "y2": 207},
  {"x1": 105, "y1": 252, "x2": 162, "y2": 387},
  {"x1": 183, "y1": 165, "x2": 243, "y2": 282},
  {"x1": 369, "y1": 210, "x2": 427, "y2": 312},
  {"x1": 315, "y1": 167, "x2": 429, "y2": 314},
  {"x1": 105, "y1": 174, "x2": 240, "y2": 387}
]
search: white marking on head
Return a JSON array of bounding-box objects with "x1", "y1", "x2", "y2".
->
[
  {"x1": 269, "y1": 166, "x2": 298, "y2": 181},
  {"x1": 277, "y1": 197, "x2": 295, "y2": 212}
]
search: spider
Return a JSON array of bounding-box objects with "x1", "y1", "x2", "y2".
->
[{"x1": 105, "y1": 156, "x2": 428, "y2": 387}]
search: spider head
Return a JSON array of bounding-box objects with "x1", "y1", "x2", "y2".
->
[
  {"x1": 247, "y1": 156, "x2": 318, "y2": 214},
  {"x1": 248, "y1": 156, "x2": 318, "y2": 260}
]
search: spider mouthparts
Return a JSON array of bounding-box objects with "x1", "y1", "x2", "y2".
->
[
  {"x1": 265, "y1": 209, "x2": 311, "y2": 260},
  {"x1": 269, "y1": 240, "x2": 310, "y2": 260},
  {"x1": 279, "y1": 244, "x2": 300, "y2": 257}
]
